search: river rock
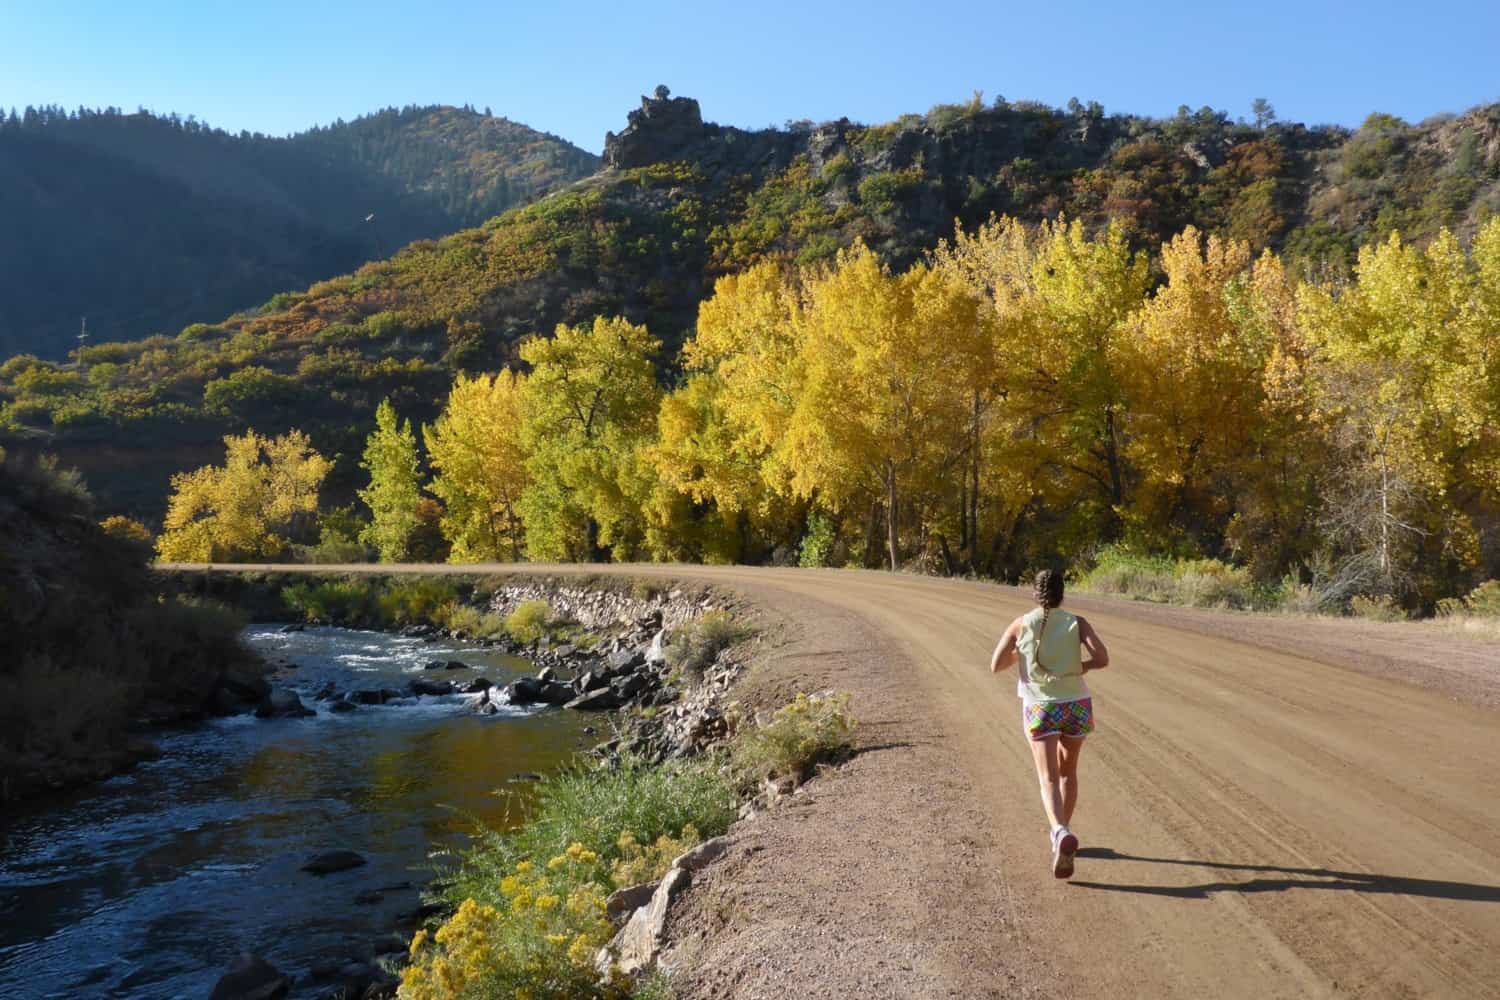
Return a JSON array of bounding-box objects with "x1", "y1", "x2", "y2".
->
[
  {"x1": 346, "y1": 689, "x2": 388, "y2": 705},
  {"x1": 312, "y1": 682, "x2": 338, "y2": 701},
  {"x1": 209, "y1": 686, "x2": 252, "y2": 717},
  {"x1": 671, "y1": 835, "x2": 731, "y2": 873},
  {"x1": 506, "y1": 676, "x2": 546, "y2": 704},
  {"x1": 208, "y1": 952, "x2": 290, "y2": 1000},
  {"x1": 599, "y1": 866, "x2": 691, "y2": 976},
  {"x1": 606, "y1": 648, "x2": 646, "y2": 672},
  {"x1": 329, "y1": 700, "x2": 358, "y2": 713},
  {"x1": 279, "y1": 624, "x2": 305, "y2": 634},
  {"x1": 408, "y1": 678, "x2": 452, "y2": 697},
  {"x1": 612, "y1": 672, "x2": 651, "y2": 700},
  {"x1": 221, "y1": 665, "x2": 273, "y2": 703},
  {"x1": 422, "y1": 659, "x2": 447, "y2": 671},
  {"x1": 442, "y1": 660, "x2": 468, "y2": 670},
  {"x1": 302, "y1": 850, "x2": 367, "y2": 875},
  {"x1": 537, "y1": 666, "x2": 557, "y2": 682},
  {"x1": 254, "y1": 690, "x2": 314, "y2": 719},
  {"x1": 553, "y1": 643, "x2": 577, "y2": 659},
  {"x1": 565, "y1": 688, "x2": 624, "y2": 712},
  {"x1": 645, "y1": 629, "x2": 667, "y2": 666},
  {"x1": 460, "y1": 677, "x2": 493, "y2": 694},
  {"x1": 574, "y1": 670, "x2": 609, "y2": 694},
  {"x1": 605, "y1": 879, "x2": 660, "y2": 922}
]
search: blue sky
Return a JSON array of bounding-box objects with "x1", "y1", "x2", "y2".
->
[{"x1": 2, "y1": 1, "x2": 1496, "y2": 152}]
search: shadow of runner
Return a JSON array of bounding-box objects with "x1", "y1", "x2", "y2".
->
[{"x1": 1067, "y1": 848, "x2": 1500, "y2": 903}]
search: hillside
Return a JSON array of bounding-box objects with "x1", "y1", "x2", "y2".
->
[
  {"x1": 3, "y1": 90, "x2": 1499, "y2": 519},
  {"x1": 0, "y1": 104, "x2": 599, "y2": 359}
]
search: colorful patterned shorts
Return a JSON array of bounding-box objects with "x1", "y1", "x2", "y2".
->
[{"x1": 1023, "y1": 698, "x2": 1094, "y2": 740}]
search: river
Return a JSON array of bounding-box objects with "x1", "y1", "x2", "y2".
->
[{"x1": 0, "y1": 625, "x2": 590, "y2": 999}]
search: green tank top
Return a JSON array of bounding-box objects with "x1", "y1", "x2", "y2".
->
[{"x1": 1016, "y1": 607, "x2": 1088, "y2": 705}]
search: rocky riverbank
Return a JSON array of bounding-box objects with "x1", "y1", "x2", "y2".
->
[{"x1": 201, "y1": 576, "x2": 754, "y2": 1000}]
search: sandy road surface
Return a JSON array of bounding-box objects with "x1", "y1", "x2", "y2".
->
[{"x1": 169, "y1": 564, "x2": 1500, "y2": 998}]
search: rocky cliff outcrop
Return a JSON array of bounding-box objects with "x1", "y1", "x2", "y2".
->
[{"x1": 603, "y1": 85, "x2": 800, "y2": 182}]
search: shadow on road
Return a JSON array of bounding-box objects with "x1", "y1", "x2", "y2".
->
[{"x1": 1068, "y1": 847, "x2": 1500, "y2": 903}]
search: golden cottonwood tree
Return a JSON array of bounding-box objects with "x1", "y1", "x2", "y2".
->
[
  {"x1": 1299, "y1": 228, "x2": 1490, "y2": 597},
  {"x1": 655, "y1": 263, "x2": 808, "y2": 557},
  {"x1": 156, "y1": 430, "x2": 330, "y2": 562},
  {"x1": 777, "y1": 245, "x2": 989, "y2": 570},
  {"x1": 932, "y1": 217, "x2": 1148, "y2": 563},
  {"x1": 1116, "y1": 228, "x2": 1259, "y2": 547},
  {"x1": 424, "y1": 371, "x2": 529, "y2": 562},
  {"x1": 518, "y1": 316, "x2": 661, "y2": 561}
]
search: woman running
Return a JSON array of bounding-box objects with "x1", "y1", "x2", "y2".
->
[{"x1": 989, "y1": 569, "x2": 1109, "y2": 878}]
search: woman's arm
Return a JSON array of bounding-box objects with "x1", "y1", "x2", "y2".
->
[
  {"x1": 990, "y1": 620, "x2": 1020, "y2": 673},
  {"x1": 1078, "y1": 615, "x2": 1109, "y2": 672}
]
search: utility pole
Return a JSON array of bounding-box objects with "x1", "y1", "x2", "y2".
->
[{"x1": 76, "y1": 317, "x2": 89, "y2": 374}]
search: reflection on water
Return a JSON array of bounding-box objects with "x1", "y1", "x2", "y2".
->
[{"x1": 0, "y1": 626, "x2": 589, "y2": 999}]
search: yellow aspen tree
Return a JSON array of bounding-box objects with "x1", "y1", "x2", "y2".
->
[
  {"x1": 777, "y1": 244, "x2": 986, "y2": 570},
  {"x1": 1116, "y1": 227, "x2": 1257, "y2": 547},
  {"x1": 932, "y1": 216, "x2": 1148, "y2": 567},
  {"x1": 1222, "y1": 250, "x2": 1325, "y2": 577},
  {"x1": 1299, "y1": 229, "x2": 1482, "y2": 598},
  {"x1": 424, "y1": 371, "x2": 529, "y2": 561},
  {"x1": 156, "y1": 430, "x2": 330, "y2": 562},
  {"x1": 517, "y1": 316, "x2": 660, "y2": 561}
]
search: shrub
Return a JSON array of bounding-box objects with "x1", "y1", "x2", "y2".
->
[
  {"x1": 292, "y1": 526, "x2": 371, "y2": 564},
  {"x1": 798, "y1": 512, "x2": 836, "y2": 568},
  {"x1": 1077, "y1": 547, "x2": 1258, "y2": 609},
  {"x1": 401, "y1": 860, "x2": 618, "y2": 1000},
  {"x1": 445, "y1": 756, "x2": 736, "y2": 911},
  {"x1": 506, "y1": 599, "x2": 554, "y2": 643},
  {"x1": 1350, "y1": 594, "x2": 1406, "y2": 622},
  {"x1": 99, "y1": 515, "x2": 152, "y2": 548},
  {"x1": 441, "y1": 602, "x2": 508, "y2": 639},
  {"x1": 1439, "y1": 580, "x2": 1500, "y2": 618},
  {"x1": 1274, "y1": 573, "x2": 1329, "y2": 615},
  {"x1": 376, "y1": 577, "x2": 460, "y2": 626},
  {"x1": 731, "y1": 691, "x2": 856, "y2": 789},
  {"x1": 610, "y1": 825, "x2": 699, "y2": 889},
  {"x1": 665, "y1": 610, "x2": 747, "y2": 676},
  {"x1": 281, "y1": 578, "x2": 380, "y2": 625}
]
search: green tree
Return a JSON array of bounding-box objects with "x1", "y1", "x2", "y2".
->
[{"x1": 357, "y1": 398, "x2": 422, "y2": 562}]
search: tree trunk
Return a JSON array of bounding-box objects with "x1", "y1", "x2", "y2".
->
[{"x1": 886, "y1": 469, "x2": 899, "y2": 572}]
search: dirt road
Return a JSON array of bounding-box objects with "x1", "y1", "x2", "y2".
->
[{"x1": 175, "y1": 564, "x2": 1500, "y2": 997}]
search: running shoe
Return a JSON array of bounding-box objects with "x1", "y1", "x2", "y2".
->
[{"x1": 1052, "y1": 828, "x2": 1078, "y2": 879}]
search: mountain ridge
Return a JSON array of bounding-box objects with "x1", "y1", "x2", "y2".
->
[
  {"x1": 3, "y1": 90, "x2": 1498, "y2": 518},
  {"x1": 0, "y1": 103, "x2": 600, "y2": 358}
]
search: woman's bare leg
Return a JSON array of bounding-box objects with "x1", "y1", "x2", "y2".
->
[
  {"x1": 1027, "y1": 735, "x2": 1065, "y2": 830},
  {"x1": 1058, "y1": 735, "x2": 1086, "y2": 826}
]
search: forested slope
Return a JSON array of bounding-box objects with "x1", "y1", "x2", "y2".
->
[
  {"x1": 0, "y1": 104, "x2": 598, "y2": 359},
  {"x1": 3, "y1": 90, "x2": 1498, "y2": 578}
]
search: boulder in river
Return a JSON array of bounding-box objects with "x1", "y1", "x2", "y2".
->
[
  {"x1": 606, "y1": 648, "x2": 646, "y2": 673},
  {"x1": 254, "y1": 690, "x2": 314, "y2": 719},
  {"x1": 329, "y1": 700, "x2": 359, "y2": 713},
  {"x1": 345, "y1": 689, "x2": 388, "y2": 705},
  {"x1": 574, "y1": 670, "x2": 610, "y2": 694},
  {"x1": 208, "y1": 952, "x2": 290, "y2": 1000},
  {"x1": 442, "y1": 660, "x2": 468, "y2": 671},
  {"x1": 460, "y1": 677, "x2": 493, "y2": 694},
  {"x1": 408, "y1": 678, "x2": 453, "y2": 697},
  {"x1": 565, "y1": 688, "x2": 624, "y2": 712},
  {"x1": 302, "y1": 850, "x2": 367, "y2": 875}
]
